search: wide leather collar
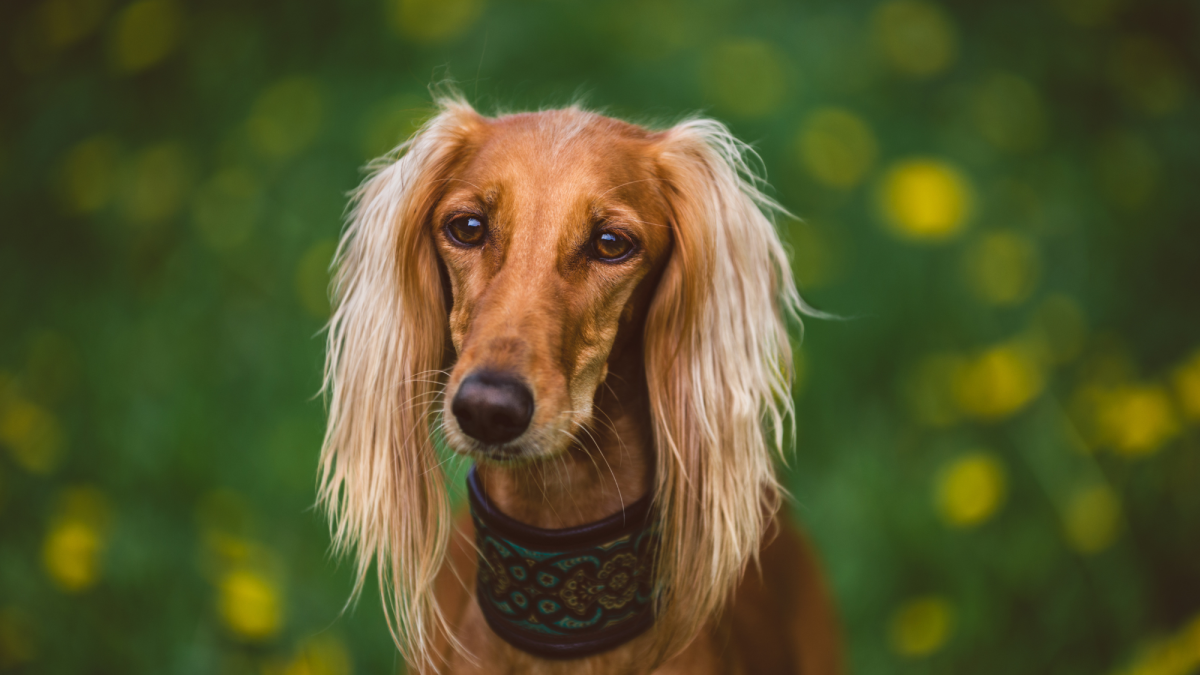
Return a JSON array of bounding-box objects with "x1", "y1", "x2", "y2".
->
[{"x1": 467, "y1": 467, "x2": 658, "y2": 660}]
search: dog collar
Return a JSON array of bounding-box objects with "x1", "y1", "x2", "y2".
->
[{"x1": 467, "y1": 467, "x2": 658, "y2": 660}]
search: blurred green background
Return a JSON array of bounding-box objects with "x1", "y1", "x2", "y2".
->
[{"x1": 2, "y1": 0, "x2": 1199, "y2": 672}]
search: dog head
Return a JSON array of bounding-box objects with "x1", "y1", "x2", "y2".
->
[
  {"x1": 431, "y1": 110, "x2": 674, "y2": 462},
  {"x1": 319, "y1": 95, "x2": 801, "y2": 668}
]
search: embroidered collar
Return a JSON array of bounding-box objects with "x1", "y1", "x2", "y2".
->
[{"x1": 467, "y1": 467, "x2": 658, "y2": 660}]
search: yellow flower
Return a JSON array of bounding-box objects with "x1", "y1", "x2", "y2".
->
[
  {"x1": 108, "y1": 0, "x2": 182, "y2": 73},
  {"x1": 1063, "y1": 484, "x2": 1121, "y2": 554},
  {"x1": 1171, "y1": 350, "x2": 1200, "y2": 422},
  {"x1": 798, "y1": 108, "x2": 878, "y2": 189},
  {"x1": 936, "y1": 452, "x2": 1007, "y2": 528},
  {"x1": 43, "y1": 521, "x2": 102, "y2": 591},
  {"x1": 42, "y1": 487, "x2": 112, "y2": 592},
  {"x1": 881, "y1": 159, "x2": 971, "y2": 241},
  {"x1": 1096, "y1": 385, "x2": 1178, "y2": 457},
  {"x1": 889, "y1": 596, "x2": 953, "y2": 657},
  {"x1": 953, "y1": 343, "x2": 1043, "y2": 421},
  {"x1": 872, "y1": 1, "x2": 958, "y2": 77},
  {"x1": 0, "y1": 398, "x2": 63, "y2": 475},
  {"x1": 219, "y1": 569, "x2": 282, "y2": 641}
]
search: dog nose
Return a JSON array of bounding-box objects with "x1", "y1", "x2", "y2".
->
[{"x1": 451, "y1": 371, "x2": 534, "y2": 445}]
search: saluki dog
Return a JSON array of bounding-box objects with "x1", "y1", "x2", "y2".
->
[{"x1": 319, "y1": 95, "x2": 843, "y2": 674}]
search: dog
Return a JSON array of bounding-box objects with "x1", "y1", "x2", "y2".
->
[{"x1": 318, "y1": 95, "x2": 843, "y2": 674}]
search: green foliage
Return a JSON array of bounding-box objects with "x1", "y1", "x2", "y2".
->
[{"x1": 1, "y1": 0, "x2": 1198, "y2": 672}]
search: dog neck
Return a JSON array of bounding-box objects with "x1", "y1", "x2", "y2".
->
[{"x1": 473, "y1": 358, "x2": 654, "y2": 528}]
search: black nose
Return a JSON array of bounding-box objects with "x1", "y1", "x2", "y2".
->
[{"x1": 451, "y1": 371, "x2": 534, "y2": 445}]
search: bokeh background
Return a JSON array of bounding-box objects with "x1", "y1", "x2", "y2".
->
[{"x1": 2, "y1": 0, "x2": 1199, "y2": 672}]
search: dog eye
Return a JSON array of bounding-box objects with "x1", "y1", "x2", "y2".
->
[
  {"x1": 591, "y1": 231, "x2": 635, "y2": 261},
  {"x1": 446, "y1": 215, "x2": 486, "y2": 247}
]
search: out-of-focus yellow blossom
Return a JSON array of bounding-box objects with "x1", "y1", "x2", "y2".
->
[
  {"x1": 889, "y1": 596, "x2": 953, "y2": 657},
  {"x1": 954, "y1": 343, "x2": 1044, "y2": 421},
  {"x1": 1095, "y1": 131, "x2": 1160, "y2": 210},
  {"x1": 904, "y1": 353, "x2": 966, "y2": 427},
  {"x1": 296, "y1": 240, "x2": 338, "y2": 319},
  {"x1": 0, "y1": 607, "x2": 36, "y2": 668},
  {"x1": 360, "y1": 94, "x2": 431, "y2": 159},
  {"x1": 798, "y1": 108, "x2": 878, "y2": 189},
  {"x1": 701, "y1": 39, "x2": 788, "y2": 119},
  {"x1": 936, "y1": 452, "x2": 1007, "y2": 528},
  {"x1": 43, "y1": 521, "x2": 102, "y2": 591},
  {"x1": 0, "y1": 397, "x2": 63, "y2": 475},
  {"x1": 60, "y1": 135, "x2": 122, "y2": 214},
  {"x1": 281, "y1": 635, "x2": 353, "y2": 675},
  {"x1": 108, "y1": 0, "x2": 182, "y2": 73},
  {"x1": 42, "y1": 487, "x2": 112, "y2": 592},
  {"x1": 1064, "y1": 484, "x2": 1121, "y2": 554},
  {"x1": 1031, "y1": 295, "x2": 1087, "y2": 365},
  {"x1": 192, "y1": 167, "x2": 263, "y2": 250},
  {"x1": 248, "y1": 78, "x2": 325, "y2": 159},
  {"x1": 972, "y1": 72, "x2": 1047, "y2": 153},
  {"x1": 1096, "y1": 385, "x2": 1178, "y2": 457},
  {"x1": 392, "y1": 0, "x2": 483, "y2": 43},
  {"x1": 1170, "y1": 350, "x2": 1200, "y2": 423},
  {"x1": 1109, "y1": 35, "x2": 1187, "y2": 117},
  {"x1": 219, "y1": 568, "x2": 282, "y2": 641},
  {"x1": 872, "y1": 1, "x2": 958, "y2": 77},
  {"x1": 1055, "y1": 0, "x2": 1122, "y2": 27},
  {"x1": 1113, "y1": 612, "x2": 1200, "y2": 675},
  {"x1": 881, "y1": 159, "x2": 971, "y2": 241},
  {"x1": 963, "y1": 230, "x2": 1041, "y2": 306},
  {"x1": 121, "y1": 142, "x2": 192, "y2": 226}
]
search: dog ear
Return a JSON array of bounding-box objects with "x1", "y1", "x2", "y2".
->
[
  {"x1": 645, "y1": 119, "x2": 802, "y2": 658},
  {"x1": 319, "y1": 96, "x2": 482, "y2": 671}
]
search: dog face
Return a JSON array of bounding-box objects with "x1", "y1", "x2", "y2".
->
[{"x1": 432, "y1": 111, "x2": 673, "y2": 462}]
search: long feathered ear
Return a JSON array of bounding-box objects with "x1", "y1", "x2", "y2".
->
[
  {"x1": 646, "y1": 119, "x2": 802, "y2": 658},
  {"x1": 319, "y1": 97, "x2": 482, "y2": 672}
]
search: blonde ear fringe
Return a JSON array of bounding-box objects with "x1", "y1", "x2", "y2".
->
[
  {"x1": 319, "y1": 96, "x2": 479, "y2": 673},
  {"x1": 645, "y1": 118, "x2": 802, "y2": 661},
  {"x1": 321, "y1": 97, "x2": 805, "y2": 670}
]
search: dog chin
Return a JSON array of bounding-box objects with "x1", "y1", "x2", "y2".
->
[{"x1": 442, "y1": 420, "x2": 578, "y2": 466}]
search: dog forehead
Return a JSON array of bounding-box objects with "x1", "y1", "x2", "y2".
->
[{"x1": 460, "y1": 110, "x2": 660, "y2": 201}]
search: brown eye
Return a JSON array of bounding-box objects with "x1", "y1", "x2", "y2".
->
[
  {"x1": 591, "y1": 231, "x2": 635, "y2": 261},
  {"x1": 446, "y1": 215, "x2": 486, "y2": 247}
]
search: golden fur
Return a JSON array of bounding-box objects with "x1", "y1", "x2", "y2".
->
[{"x1": 319, "y1": 95, "x2": 843, "y2": 673}]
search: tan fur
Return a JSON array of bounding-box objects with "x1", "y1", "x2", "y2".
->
[{"x1": 320, "y1": 95, "x2": 844, "y2": 673}]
